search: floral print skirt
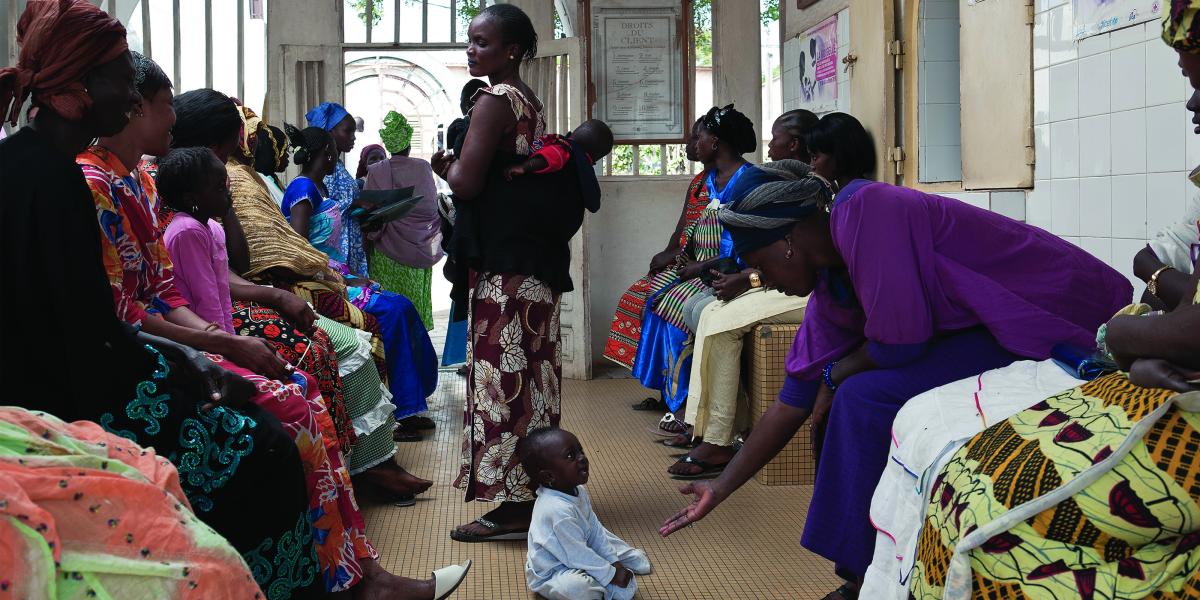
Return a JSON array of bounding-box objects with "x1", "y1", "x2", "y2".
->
[{"x1": 454, "y1": 272, "x2": 561, "y2": 503}]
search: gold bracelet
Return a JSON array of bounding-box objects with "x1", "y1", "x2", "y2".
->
[{"x1": 1148, "y1": 265, "x2": 1175, "y2": 297}]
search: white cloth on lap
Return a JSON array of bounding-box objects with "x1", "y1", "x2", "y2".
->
[
  {"x1": 860, "y1": 359, "x2": 1082, "y2": 600},
  {"x1": 526, "y1": 485, "x2": 651, "y2": 600}
]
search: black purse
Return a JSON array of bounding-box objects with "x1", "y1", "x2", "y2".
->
[{"x1": 698, "y1": 257, "x2": 742, "y2": 286}]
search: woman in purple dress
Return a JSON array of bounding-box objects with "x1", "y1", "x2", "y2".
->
[{"x1": 660, "y1": 113, "x2": 1134, "y2": 599}]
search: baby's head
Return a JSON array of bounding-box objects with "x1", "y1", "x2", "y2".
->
[
  {"x1": 570, "y1": 119, "x2": 614, "y2": 164},
  {"x1": 519, "y1": 427, "x2": 589, "y2": 492}
]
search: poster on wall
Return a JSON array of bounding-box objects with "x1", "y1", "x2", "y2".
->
[
  {"x1": 591, "y1": 4, "x2": 687, "y2": 142},
  {"x1": 1072, "y1": 0, "x2": 1162, "y2": 40},
  {"x1": 796, "y1": 15, "x2": 838, "y2": 114}
]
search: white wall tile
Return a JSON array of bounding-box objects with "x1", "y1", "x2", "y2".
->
[
  {"x1": 1146, "y1": 40, "x2": 1187, "y2": 107},
  {"x1": 1111, "y1": 174, "x2": 1148, "y2": 238},
  {"x1": 1079, "y1": 236, "x2": 1113, "y2": 265},
  {"x1": 1060, "y1": 236, "x2": 1083, "y2": 247},
  {"x1": 1146, "y1": 104, "x2": 1185, "y2": 173},
  {"x1": 1147, "y1": 172, "x2": 1186, "y2": 234},
  {"x1": 991, "y1": 191, "x2": 1027, "y2": 221},
  {"x1": 920, "y1": 103, "x2": 961, "y2": 147},
  {"x1": 1079, "y1": 176, "x2": 1112, "y2": 237},
  {"x1": 1037, "y1": 0, "x2": 1068, "y2": 13},
  {"x1": 1050, "y1": 119, "x2": 1080, "y2": 178},
  {"x1": 1111, "y1": 238, "x2": 1148, "y2": 290},
  {"x1": 922, "y1": 61, "x2": 960, "y2": 105},
  {"x1": 1028, "y1": 182, "x2": 1053, "y2": 231},
  {"x1": 1048, "y1": 4, "x2": 1077, "y2": 65},
  {"x1": 1109, "y1": 22, "x2": 1146, "y2": 49},
  {"x1": 1049, "y1": 62, "x2": 1079, "y2": 122},
  {"x1": 1111, "y1": 109, "x2": 1147, "y2": 175},
  {"x1": 1034, "y1": 68, "x2": 1050, "y2": 125},
  {"x1": 1110, "y1": 43, "x2": 1147, "y2": 112},
  {"x1": 1079, "y1": 115, "x2": 1111, "y2": 177},
  {"x1": 1078, "y1": 32, "x2": 1110, "y2": 58},
  {"x1": 921, "y1": 145, "x2": 963, "y2": 183},
  {"x1": 921, "y1": 17, "x2": 959, "y2": 63},
  {"x1": 1035, "y1": 124, "x2": 1052, "y2": 180},
  {"x1": 1051, "y1": 178, "x2": 1080, "y2": 236},
  {"x1": 942, "y1": 192, "x2": 990, "y2": 210},
  {"x1": 1077, "y1": 54, "x2": 1111, "y2": 117},
  {"x1": 1034, "y1": 11, "x2": 1051, "y2": 70}
]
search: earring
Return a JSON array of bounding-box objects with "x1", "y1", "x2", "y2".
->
[
  {"x1": 509, "y1": 54, "x2": 516, "y2": 60},
  {"x1": 711, "y1": 143, "x2": 718, "y2": 151},
  {"x1": 785, "y1": 237, "x2": 794, "y2": 260}
]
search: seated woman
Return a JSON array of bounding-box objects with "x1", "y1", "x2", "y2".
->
[
  {"x1": 631, "y1": 105, "x2": 763, "y2": 422},
  {"x1": 601, "y1": 118, "x2": 710, "y2": 397},
  {"x1": 282, "y1": 124, "x2": 439, "y2": 433},
  {"x1": 670, "y1": 110, "x2": 820, "y2": 479},
  {"x1": 0, "y1": 5, "x2": 318, "y2": 596},
  {"x1": 169, "y1": 89, "x2": 437, "y2": 478},
  {"x1": 255, "y1": 122, "x2": 291, "y2": 206},
  {"x1": 77, "y1": 57, "x2": 467, "y2": 596},
  {"x1": 309, "y1": 101, "x2": 371, "y2": 278},
  {"x1": 660, "y1": 113, "x2": 1132, "y2": 599}
]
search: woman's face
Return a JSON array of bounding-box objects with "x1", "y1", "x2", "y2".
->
[
  {"x1": 741, "y1": 233, "x2": 819, "y2": 298},
  {"x1": 694, "y1": 127, "x2": 719, "y2": 165},
  {"x1": 1179, "y1": 50, "x2": 1200, "y2": 92},
  {"x1": 685, "y1": 122, "x2": 702, "y2": 162},
  {"x1": 1189, "y1": 89, "x2": 1200, "y2": 134},
  {"x1": 767, "y1": 122, "x2": 803, "y2": 162},
  {"x1": 364, "y1": 148, "x2": 387, "y2": 169},
  {"x1": 330, "y1": 115, "x2": 356, "y2": 154},
  {"x1": 134, "y1": 87, "x2": 176, "y2": 157},
  {"x1": 466, "y1": 16, "x2": 512, "y2": 78},
  {"x1": 810, "y1": 150, "x2": 837, "y2": 181},
  {"x1": 194, "y1": 156, "x2": 232, "y2": 218},
  {"x1": 83, "y1": 51, "x2": 141, "y2": 138}
]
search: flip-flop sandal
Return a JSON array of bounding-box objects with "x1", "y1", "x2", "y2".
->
[
  {"x1": 827, "y1": 583, "x2": 859, "y2": 600},
  {"x1": 433, "y1": 559, "x2": 472, "y2": 600},
  {"x1": 449, "y1": 518, "x2": 528, "y2": 543},
  {"x1": 401, "y1": 415, "x2": 437, "y2": 430},
  {"x1": 659, "y1": 435, "x2": 700, "y2": 449},
  {"x1": 669, "y1": 451, "x2": 690, "y2": 459},
  {"x1": 649, "y1": 413, "x2": 689, "y2": 437},
  {"x1": 393, "y1": 427, "x2": 424, "y2": 442},
  {"x1": 669, "y1": 456, "x2": 729, "y2": 480},
  {"x1": 631, "y1": 396, "x2": 666, "y2": 411}
]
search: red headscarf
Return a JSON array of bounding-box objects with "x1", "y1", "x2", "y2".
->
[{"x1": 0, "y1": 0, "x2": 128, "y2": 125}]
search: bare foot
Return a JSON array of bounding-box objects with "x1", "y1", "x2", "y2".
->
[
  {"x1": 352, "y1": 558, "x2": 435, "y2": 600},
  {"x1": 453, "y1": 500, "x2": 533, "y2": 537},
  {"x1": 667, "y1": 442, "x2": 735, "y2": 476}
]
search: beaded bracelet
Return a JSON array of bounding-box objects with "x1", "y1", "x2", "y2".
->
[{"x1": 821, "y1": 361, "x2": 839, "y2": 392}]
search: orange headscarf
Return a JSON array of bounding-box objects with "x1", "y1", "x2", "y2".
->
[{"x1": 0, "y1": 0, "x2": 128, "y2": 125}]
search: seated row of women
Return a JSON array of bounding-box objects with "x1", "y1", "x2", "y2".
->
[{"x1": 0, "y1": 2, "x2": 465, "y2": 597}]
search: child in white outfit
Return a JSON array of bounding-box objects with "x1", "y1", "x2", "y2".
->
[{"x1": 520, "y1": 427, "x2": 652, "y2": 600}]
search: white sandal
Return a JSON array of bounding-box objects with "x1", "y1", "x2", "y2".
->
[{"x1": 433, "y1": 559, "x2": 472, "y2": 599}]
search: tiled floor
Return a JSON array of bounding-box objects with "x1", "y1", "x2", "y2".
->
[{"x1": 361, "y1": 370, "x2": 839, "y2": 599}]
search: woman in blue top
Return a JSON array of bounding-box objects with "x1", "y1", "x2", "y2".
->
[
  {"x1": 282, "y1": 123, "x2": 442, "y2": 438},
  {"x1": 633, "y1": 105, "x2": 768, "y2": 423},
  {"x1": 307, "y1": 101, "x2": 371, "y2": 278}
]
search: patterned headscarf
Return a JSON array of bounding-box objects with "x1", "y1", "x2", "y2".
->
[
  {"x1": 0, "y1": 0, "x2": 129, "y2": 125},
  {"x1": 305, "y1": 101, "x2": 350, "y2": 131},
  {"x1": 1164, "y1": 0, "x2": 1200, "y2": 52},
  {"x1": 237, "y1": 105, "x2": 263, "y2": 160},
  {"x1": 380, "y1": 111, "x2": 413, "y2": 154},
  {"x1": 718, "y1": 160, "x2": 833, "y2": 256}
]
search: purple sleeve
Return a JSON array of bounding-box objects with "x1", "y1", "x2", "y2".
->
[
  {"x1": 781, "y1": 286, "x2": 866, "y2": 404},
  {"x1": 831, "y1": 188, "x2": 936, "y2": 347},
  {"x1": 164, "y1": 222, "x2": 225, "y2": 325}
]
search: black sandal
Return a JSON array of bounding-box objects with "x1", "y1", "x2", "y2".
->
[
  {"x1": 669, "y1": 455, "x2": 728, "y2": 480},
  {"x1": 449, "y1": 517, "x2": 528, "y2": 543},
  {"x1": 825, "y1": 584, "x2": 859, "y2": 600},
  {"x1": 631, "y1": 396, "x2": 666, "y2": 411}
]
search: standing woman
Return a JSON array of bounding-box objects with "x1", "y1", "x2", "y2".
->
[
  {"x1": 308, "y1": 101, "x2": 371, "y2": 278},
  {"x1": 365, "y1": 110, "x2": 445, "y2": 332},
  {"x1": 432, "y1": 4, "x2": 553, "y2": 541}
]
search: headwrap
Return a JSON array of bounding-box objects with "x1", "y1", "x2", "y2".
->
[
  {"x1": 379, "y1": 110, "x2": 414, "y2": 154},
  {"x1": 305, "y1": 101, "x2": 350, "y2": 131},
  {"x1": 1164, "y1": 0, "x2": 1200, "y2": 52},
  {"x1": 0, "y1": 0, "x2": 129, "y2": 125},
  {"x1": 700, "y1": 104, "x2": 758, "y2": 155},
  {"x1": 258, "y1": 125, "x2": 288, "y2": 172},
  {"x1": 237, "y1": 105, "x2": 263, "y2": 160},
  {"x1": 356, "y1": 143, "x2": 386, "y2": 179},
  {"x1": 718, "y1": 160, "x2": 833, "y2": 256}
]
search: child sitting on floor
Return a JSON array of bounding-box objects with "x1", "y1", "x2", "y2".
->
[
  {"x1": 505, "y1": 119, "x2": 614, "y2": 180},
  {"x1": 521, "y1": 427, "x2": 652, "y2": 600}
]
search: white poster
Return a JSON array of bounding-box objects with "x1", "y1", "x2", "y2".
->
[
  {"x1": 592, "y1": 5, "x2": 686, "y2": 142},
  {"x1": 1073, "y1": 0, "x2": 1162, "y2": 40},
  {"x1": 797, "y1": 15, "x2": 839, "y2": 114}
]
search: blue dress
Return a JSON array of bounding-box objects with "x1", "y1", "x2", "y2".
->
[{"x1": 323, "y1": 161, "x2": 370, "y2": 278}]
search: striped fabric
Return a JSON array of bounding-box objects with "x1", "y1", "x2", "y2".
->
[{"x1": 649, "y1": 209, "x2": 724, "y2": 331}]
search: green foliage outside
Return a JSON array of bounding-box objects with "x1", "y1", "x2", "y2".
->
[
  {"x1": 351, "y1": 0, "x2": 384, "y2": 26},
  {"x1": 694, "y1": 0, "x2": 779, "y2": 67}
]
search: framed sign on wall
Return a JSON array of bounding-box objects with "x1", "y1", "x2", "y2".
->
[{"x1": 589, "y1": 1, "x2": 690, "y2": 143}]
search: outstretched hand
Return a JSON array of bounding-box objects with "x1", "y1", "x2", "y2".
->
[{"x1": 660, "y1": 480, "x2": 723, "y2": 537}]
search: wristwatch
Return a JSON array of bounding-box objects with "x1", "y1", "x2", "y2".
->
[
  {"x1": 748, "y1": 272, "x2": 762, "y2": 288},
  {"x1": 1148, "y1": 265, "x2": 1175, "y2": 298}
]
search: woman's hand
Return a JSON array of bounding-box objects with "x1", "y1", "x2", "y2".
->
[
  {"x1": 1129, "y1": 358, "x2": 1200, "y2": 393},
  {"x1": 220, "y1": 334, "x2": 291, "y2": 381},
  {"x1": 678, "y1": 261, "x2": 704, "y2": 281},
  {"x1": 610, "y1": 563, "x2": 632, "y2": 588},
  {"x1": 136, "y1": 332, "x2": 255, "y2": 411},
  {"x1": 712, "y1": 271, "x2": 752, "y2": 301},
  {"x1": 659, "y1": 480, "x2": 728, "y2": 536},
  {"x1": 271, "y1": 291, "x2": 317, "y2": 335},
  {"x1": 431, "y1": 150, "x2": 454, "y2": 179},
  {"x1": 810, "y1": 385, "x2": 835, "y2": 461},
  {"x1": 648, "y1": 250, "x2": 678, "y2": 274}
]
